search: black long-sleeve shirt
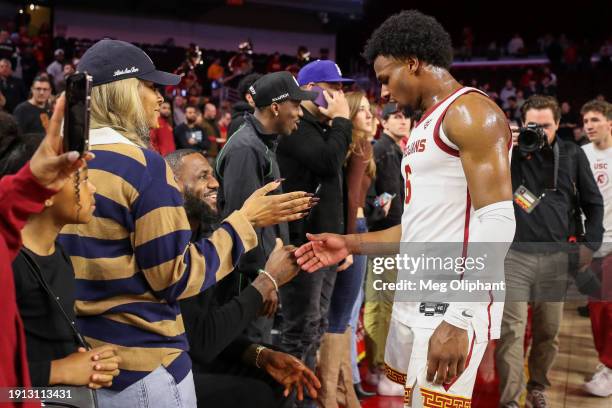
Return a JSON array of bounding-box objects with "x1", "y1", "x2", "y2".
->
[
  {"x1": 511, "y1": 137, "x2": 604, "y2": 252},
  {"x1": 276, "y1": 108, "x2": 352, "y2": 244},
  {"x1": 174, "y1": 123, "x2": 211, "y2": 152},
  {"x1": 370, "y1": 133, "x2": 405, "y2": 231},
  {"x1": 12, "y1": 245, "x2": 79, "y2": 386},
  {"x1": 181, "y1": 285, "x2": 263, "y2": 370}
]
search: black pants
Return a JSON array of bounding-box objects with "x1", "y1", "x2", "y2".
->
[
  {"x1": 193, "y1": 365, "x2": 291, "y2": 408},
  {"x1": 279, "y1": 266, "x2": 337, "y2": 370}
]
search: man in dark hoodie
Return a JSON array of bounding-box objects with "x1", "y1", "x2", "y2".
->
[{"x1": 228, "y1": 73, "x2": 262, "y2": 137}]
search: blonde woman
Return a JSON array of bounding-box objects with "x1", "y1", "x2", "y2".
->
[
  {"x1": 317, "y1": 91, "x2": 375, "y2": 407},
  {"x1": 59, "y1": 39, "x2": 313, "y2": 407}
]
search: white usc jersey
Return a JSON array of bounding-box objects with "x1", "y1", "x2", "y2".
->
[
  {"x1": 393, "y1": 87, "x2": 507, "y2": 342},
  {"x1": 400, "y1": 87, "x2": 481, "y2": 244},
  {"x1": 582, "y1": 143, "x2": 612, "y2": 256}
]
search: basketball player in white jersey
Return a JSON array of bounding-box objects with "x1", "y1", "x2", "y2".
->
[
  {"x1": 581, "y1": 99, "x2": 612, "y2": 397},
  {"x1": 294, "y1": 10, "x2": 516, "y2": 407}
]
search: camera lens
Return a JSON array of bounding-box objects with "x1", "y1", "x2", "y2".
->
[
  {"x1": 518, "y1": 129, "x2": 539, "y2": 153},
  {"x1": 518, "y1": 125, "x2": 546, "y2": 154}
]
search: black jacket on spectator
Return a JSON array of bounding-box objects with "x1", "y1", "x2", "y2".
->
[
  {"x1": 215, "y1": 113, "x2": 288, "y2": 295},
  {"x1": 0, "y1": 75, "x2": 26, "y2": 113},
  {"x1": 511, "y1": 137, "x2": 604, "y2": 252},
  {"x1": 174, "y1": 123, "x2": 211, "y2": 152},
  {"x1": 182, "y1": 284, "x2": 263, "y2": 370},
  {"x1": 368, "y1": 133, "x2": 405, "y2": 231},
  {"x1": 228, "y1": 101, "x2": 254, "y2": 138},
  {"x1": 13, "y1": 101, "x2": 50, "y2": 135},
  {"x1": 276, "y1": 107, "x2": 352, "y2": 245},
  {"x1": 12, "y1": 245, "x2": 79, "y2": 387}
]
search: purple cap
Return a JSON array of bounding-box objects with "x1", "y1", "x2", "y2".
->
[{"x1": 297, "y1": 60, "x2": 354, "y2": 86}]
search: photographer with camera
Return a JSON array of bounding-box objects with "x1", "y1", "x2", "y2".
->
[{"x1": 496, "y1": 95, "x2": 604, "y2": 408}]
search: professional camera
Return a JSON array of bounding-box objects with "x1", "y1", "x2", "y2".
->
[{"x1": 518, "y1": 123, "x2": 547, "y2": 154}]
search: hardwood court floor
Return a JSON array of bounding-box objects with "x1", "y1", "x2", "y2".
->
[{"x1": 361, "y1": 301, "x2": 611, "y2": 408}]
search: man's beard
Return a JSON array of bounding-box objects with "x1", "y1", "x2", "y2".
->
[{"x1": 184, "y1": 190, "x2": 220, "y2": 235}]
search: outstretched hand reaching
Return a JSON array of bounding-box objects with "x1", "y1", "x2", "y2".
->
[{"x1": 294, "y1": 233, "x2": 351, "y2": 273}]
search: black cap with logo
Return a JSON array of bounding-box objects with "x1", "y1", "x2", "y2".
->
[
  {"x1": 249, "y1": 71, "x2": 317, "y2": 108},
  {"x1": 77, "y1": 39, "x2": 181, "y2": 87}
]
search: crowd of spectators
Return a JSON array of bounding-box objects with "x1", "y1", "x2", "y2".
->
[
  {"x1": 0, "y1": 14, "x2": 610, "y2": 408},
  {"x1": 456, "y1": 27, "x2": 612, "y2": 68}
]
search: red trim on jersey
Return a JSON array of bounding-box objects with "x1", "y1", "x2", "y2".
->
[
  {"x1": 462, "y1": 190, "x2": 471, "y2": 260},
  {"x1": 443, "y1": 334, "x2": 476, "y2": 392},
  {"x1": 415, "y1": 87, "x2": 465, "y2": 128},
  {"x1": 432, "y1": 88, "x2": 493, "y2": 157},
  {"x1": 458, "y1": 190, "x2": 471, "y2": 282},
  {"x1": 487, "y1": 290, "x2": 494, "y2": 341},
  {"x1": 433, "y1": 117, "x2": 460, "y2": 157},
  {"x1": 506, "y1": 122, "x2": 513, "y2": 151}
]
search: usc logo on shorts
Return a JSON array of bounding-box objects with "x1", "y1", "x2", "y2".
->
[{"x1": 420, "y1": 387, "x2": 471, "y2": 408}]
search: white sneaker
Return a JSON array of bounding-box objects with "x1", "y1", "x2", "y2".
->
[
  {"x1": 377, "y1": 374, "x2": 404, "y2": 396},
  {"x1": 583, "y1": 364, "x2": 612, "y2": 397}
]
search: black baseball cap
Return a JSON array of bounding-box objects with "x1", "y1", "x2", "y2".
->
[
  {"x1": 382, "y1": 103, "x2": 413, "y2": 120},
  {"x1": 77, "y1": 39, "x2": 181, "y2": 87},
  {"x1": 249, "y1": 71, "x2": 317, "y2": 108}
]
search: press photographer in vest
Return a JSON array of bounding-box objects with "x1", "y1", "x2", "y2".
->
[{"x1": 496, "y1": 95, "x2": 604, "y2": 408}]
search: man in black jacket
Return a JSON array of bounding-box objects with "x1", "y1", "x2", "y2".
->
[
  {"x1": 0, "y1": 58, "x2": 26, "y2": 113},
  {"x1": 497, "y1": 95, "x2": 604, "y2": 408},
  {"x1": 227, "y1": 73, "x2": 262, "y2": 138},
  {"x1": 166, "y1": 149, "x2": 320, "y2": 407},
  {"x1": 276, "y1": 59, "x2": 354, "y2": 374},
  {"x1": 13, "y1": 76, "x2": 52, "y2": 136},
  {"x1": 174, "y1": 104, "x2": 211, "y2": 152},
  {"x1": 369, "y1": 103, "x2": 411, "y2": 231},
  {"x1": 215, "y1": 71, "x2": 317, "y2": 343}
]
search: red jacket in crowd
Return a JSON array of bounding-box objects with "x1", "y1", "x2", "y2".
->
[
  {"x1": 0, "y1": 164, "x2": 55, "y2": 407},
  {"x1": 150, "y1": 116, "x2": 176, "y2": 156}
]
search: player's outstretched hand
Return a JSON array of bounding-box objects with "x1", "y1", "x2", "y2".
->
[
  {"x1": 426, "y1": 321, "x2": 469, "y2": 385},
  {"x1": 295, "y1": 233, "x2": 350, "y2": 272}
]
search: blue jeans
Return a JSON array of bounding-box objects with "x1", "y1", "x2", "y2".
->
[
  {"x1": 327, "y1": 218, "x2": 368, "y2": 334},
  {"x1": 97, "y1": 367, "x2": 197, "y2": 408},
  {"x1": 350, "y1": 285, "x2": 365, "y2": 384}
]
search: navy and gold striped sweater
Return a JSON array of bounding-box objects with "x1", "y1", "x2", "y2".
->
[{"x1": 59, "y1": 128, "x2": 257, "y2": 390}]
